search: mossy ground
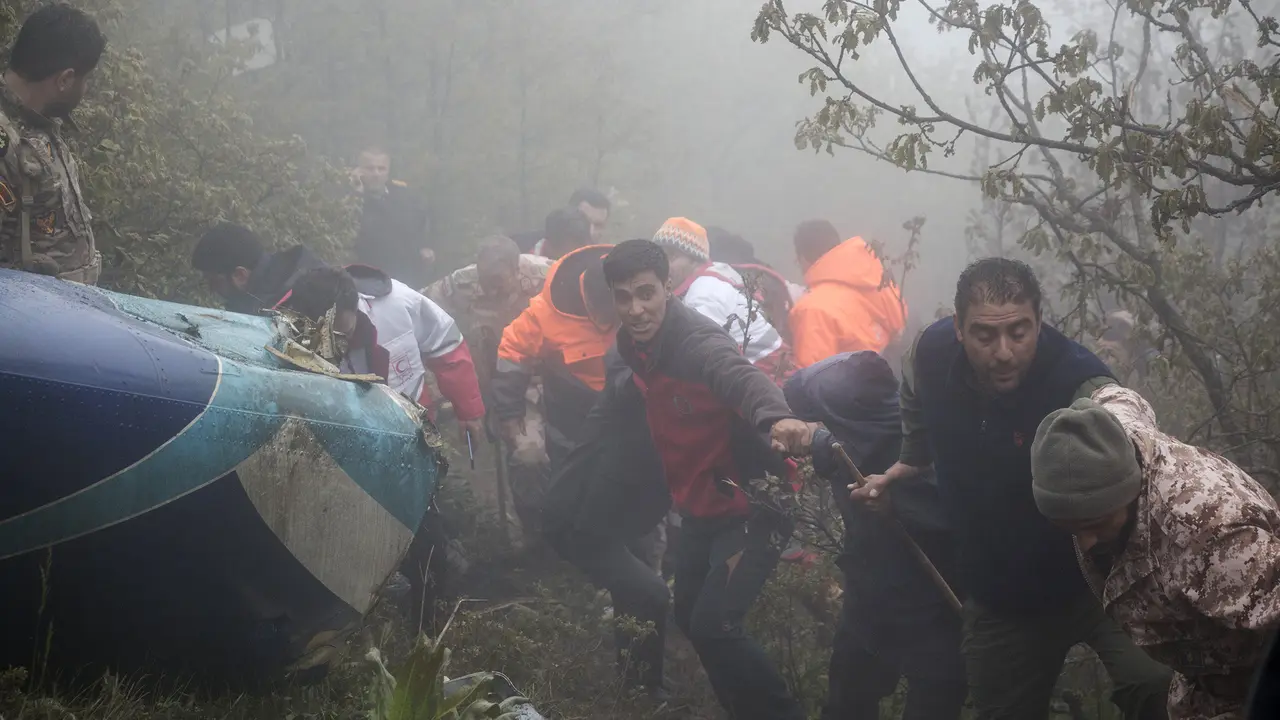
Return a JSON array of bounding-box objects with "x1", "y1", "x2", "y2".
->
[{"x1": 1, "y1": 464, "x2": 1118, "y2": 719}]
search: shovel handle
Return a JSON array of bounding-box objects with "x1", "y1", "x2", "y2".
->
[{"x1": 831, "y1": 442, "x2": 964, "y2": 615}]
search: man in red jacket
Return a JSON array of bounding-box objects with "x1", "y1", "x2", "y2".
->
[{"x1": 601, "y1": 239, "x2": 812, "y2": 720}]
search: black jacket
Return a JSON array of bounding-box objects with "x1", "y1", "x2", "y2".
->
[
  {"x1": 914, "y1": 317, "x2": 1112, "y2": 613},
  {"x1": 355, "y1": 183, "x2": 431, "y2": 289},
  {"x1": 230, "y1": 245, "x2": 327, "y2": 315},
  {"x1": 542, "y1": 349, "x2": 669, "y2": 544},
  {"x1": 784, "y1": 351, "x2": 960, "y2": 620}
]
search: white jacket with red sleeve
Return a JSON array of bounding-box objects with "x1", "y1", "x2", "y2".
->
[{"x1": 347, "y1": 264, "x2": 485, "y2": 421}]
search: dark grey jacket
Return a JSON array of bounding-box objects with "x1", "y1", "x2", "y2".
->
[{"x1": 785, "y1": 351, "x2": 961, "y2": 620}]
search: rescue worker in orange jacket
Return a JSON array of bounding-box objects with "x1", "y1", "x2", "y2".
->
[
  {"x1": 492, "y1": 244, "x2": 618, "y2": 467},
  {"x1": 789, "y1": 219, "x2": 908, "y2": 368}
]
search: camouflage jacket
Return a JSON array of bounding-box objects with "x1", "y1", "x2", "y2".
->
[
  {"x1": 0, "y1": 81, "x2": 96, "y2": 279},
  {"x1": 1083, "y1": 385, "x2": 1280, "y2": 720},
  {"x1": 424, "y1": 253, "x2": 551, "y2": 384}
]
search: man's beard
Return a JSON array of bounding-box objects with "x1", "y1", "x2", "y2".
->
[
  {"x1": 1087, "y1": 538, "x2": 1127, "y2": 558},
  {"x1": 1087, "y1": 509, "x2": 1138, "y2": 560}
]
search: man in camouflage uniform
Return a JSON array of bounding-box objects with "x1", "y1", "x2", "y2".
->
[
  {"x1": 0, "y1": 5, "x2": 105, "y2": 284},
  {"x1": 426, "y1": 235, "x2": 552, "y2": 545},
  {"x1": 1033, "y1": 385, "x2": 1280, "y2": 719}
]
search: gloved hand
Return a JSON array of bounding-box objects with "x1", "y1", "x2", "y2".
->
[{"x1": 808, "y1": 427, "x2": 840, "y2": 479}]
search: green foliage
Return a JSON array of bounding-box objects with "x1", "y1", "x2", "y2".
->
[
  {"x1": 0, "y1": 0, "x2": 357, "y2": 302},
  {"x1": 145, "y1": 0, "x2": 665, "y2": 272},
  {"x1": 365, "y1": 639, "x2": 526, "y2": 720},
  {"x1": 758, "y1": 0, "x2": 1280, "y2": 485},
  {"x1": 749, "y1": 560, "x2": 839, "y2": 717}
]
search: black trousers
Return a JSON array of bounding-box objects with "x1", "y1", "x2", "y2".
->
[
  {"x1": 551, "y1": 530, "x2": 670, "y2": 688},
  {"x1": 961, "y1": 595, "x2": 1170, "y2": 720},
  {"x1": 823, "y1": 596, "x2": 967, "y2": 720},
  {"x1": 673, "y1": 509, "x2": 804, "y2": 720}
]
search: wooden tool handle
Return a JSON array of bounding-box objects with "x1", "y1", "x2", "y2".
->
[{"x1": 831, "y1": 442, "x2": 964, "y2": 614}]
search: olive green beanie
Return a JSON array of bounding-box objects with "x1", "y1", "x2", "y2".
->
[{"x1": 1031, "y1": 398, "x2": 1142, "y2": 521}]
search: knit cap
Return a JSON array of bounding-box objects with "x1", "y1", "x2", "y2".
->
[
  {"x1": 652, "y1": 217, "x2": 710, "y2": 263},
  {"x1": 1031, "y1": 398, "x2": 1142, "y2": 521}
]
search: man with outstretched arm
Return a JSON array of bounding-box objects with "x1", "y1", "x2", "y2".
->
[
  {"x1": 852, "y1": 258, "x2": 1171, "y2": 720},
  {"x1": 601, "y1": 239, "x2": 811, "y2": 720}
]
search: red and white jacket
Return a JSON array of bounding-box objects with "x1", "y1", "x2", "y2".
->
[
  {"x1": 675, "y1": 262, "x2": 790, "y2": 382},
  {"x1": 346, "y1": 265, "x2": 484, "y2": 421},
  {"x1": 617, "y1": 299, "x2": 795, "y2": 518}
]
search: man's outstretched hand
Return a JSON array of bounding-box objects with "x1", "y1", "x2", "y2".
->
[
  {"x1": 770, "y1": 418, "x2": 814, "y2": 456},
  {"x1": 851, "y1": 461, "x2": 923, "y2": 512},
  {"x1": 851, "y1": 473, "x2": 893, "y2": 512}
]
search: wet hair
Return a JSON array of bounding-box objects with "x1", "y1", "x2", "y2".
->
[
  {"x1": 568, "y1": 188, "x2": 611, "y2": 213},
  {"x1": 475, "y1": 235, "x2": 520, "y2": 270},
  {"x1": 192, "y1": 223, "x2": 265, "y2": 275},
  {"x1": 544, "y1": 207, "x2": 592, "y2": 250},
  {"x1": 955, "y1": 257, "x2": 1042, "y2": 322},
  {"x1": 793, "y1": 219, "x2": 842, "y2": 264},
  {"x1": 707, "y1": 226, "x2": 757, "y2": 264},
  {"x1": 9, "y1": 4, "x2": 106, "y2": 82},
  {"x1": 603, "y1": 239, "x2": 669, "y2": 286},
  {"x1": 285, "y1": 267, "x2": 359, "y2": 320}
]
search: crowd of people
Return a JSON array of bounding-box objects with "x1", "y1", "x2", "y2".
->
[{"x1": 5, "y1": 5, "x2": 1280, "y2": 720}]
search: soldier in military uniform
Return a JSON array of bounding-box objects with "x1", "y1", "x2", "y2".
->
[
  {"x1": 426, "y1": 235, "x2": 552, "y2": 546},
  {"x1": 1033, "y1": 385, "x2": 1280, "y2": 719},
  {"x1": 0, "y1": 4, "x2": 105, "y2": 284}
]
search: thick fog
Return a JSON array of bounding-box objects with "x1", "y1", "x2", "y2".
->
[
  {"x1": 164, "y1": 0, "x2": 992, "y2": 315},
  {"x1": 585, "y1": 0, "x2": 982, "y2": 314},
  {"x1": 146, "y1": 0, "x2": 1192, "y2": 317}
]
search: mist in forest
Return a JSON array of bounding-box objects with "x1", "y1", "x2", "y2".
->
[{"x1": 158, "y1": 0, "x2": 994, "y2": 315}]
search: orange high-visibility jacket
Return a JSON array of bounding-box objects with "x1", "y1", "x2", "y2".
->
[
  {"x1": 493, "y1": 245, "x2": 615, "y2": 437},
  {"x1": 790, "y1": 237, "x2": 907, "y2": 368}
]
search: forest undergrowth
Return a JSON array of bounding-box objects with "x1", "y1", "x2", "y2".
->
[{"x1": 1, "y1": 459, "x2": 1121, "y2": 720}]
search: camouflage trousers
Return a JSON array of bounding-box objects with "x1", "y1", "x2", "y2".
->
[{"x1": 4, "y1": 250, "x2": 101, "y2": 285}]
